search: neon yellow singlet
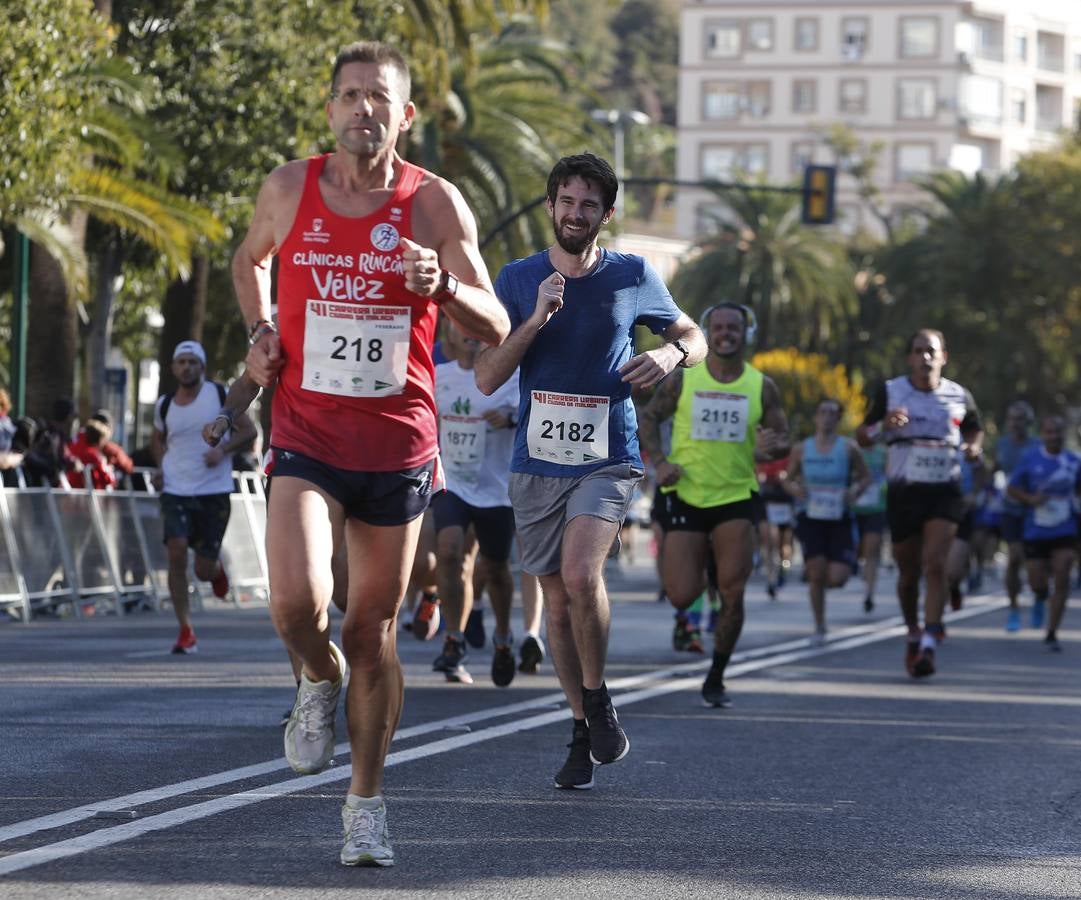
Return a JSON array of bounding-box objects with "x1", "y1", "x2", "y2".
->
[{"x1": 664, "y1": 362, "x2": 763, "y2": 508}]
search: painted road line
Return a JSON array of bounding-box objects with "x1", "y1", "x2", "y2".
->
[
  {"x1": 0, "y1": 599, "x2": 1006, "y2": 876},
  {"x1": 0, "y1": 599, "x2": 1002, "y2": 848}
]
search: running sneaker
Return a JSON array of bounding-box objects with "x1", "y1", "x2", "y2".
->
[
  {"x1": 491, "y1": 641, "x2": 516, "y2": 687},
  {"x1": 583, "y1": 683, "x2": 629, "y2": 765},
  {"x1": 554, "y1": 721, "x2": 594, "y2": 789},
  {"x1": 766, "y1": 582, "x2": 777, "y2": 600},
  {"x1": 210, "y1": 566, "x2": 230, "y2": 599},
  {"x1": 1044, "y1": 634, "x2": 1062, "y2": 653},
  {"x1": 283, "y1": 641, "x2": 345, "y2": 774},
  {"x1": 904, "y1": 633, "x2": 921, "y2": 676},
  {"x1": 1030, "y1": 598, "x2": 1046, "y2": 630},
  {"x1": 464, "y1": 608, "x2": 486, "y2": 649},
  {"x1": 411, "y1": 593, "x2": 441, "y2": 641},
  {"x1": 701, "y1": 664, "x2": 732, "y2": 708},
  {"x1": 949, "y1": 585, "x2": 963, "y2": 611},
  {"x1": 432, "y1": 634, "x2": 465, "y2": 672},
  {"x1": 912, "y1": 647, "x2": 936, "y2": 678},
  {"x1": 810, "y1": 628, "x2": 827, "y2": 647},
  {"x1": 1006, "y1": 607, "x2": 1022, "y2": 632},
  {"x1": 684, "y1": 627, "x2": 705, "y2": 654},
  {"x1": 340, "y1": 800, "x2": 394, "y2": 867},
  {"x1": 171, "y1": 625, "x2": 198, "y2": 654},
  {"x1": 672, "y1": 614, "x2": 692, "y2": 651},
  {"x1": 863, "y1": 594, "x2": 874, "y2": 613},
  {"x1": 518, "y1": 635, "x2": 546, "y2": 673}
]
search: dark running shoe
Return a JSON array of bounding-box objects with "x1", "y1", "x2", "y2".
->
[
  {"x1": 863, "y1": 595, "x2": 874, "y2": 613},
  {"x1": 518, "y1": 635, "x2": 545, "y2": 673},
  {"x1": 433, "y1": 634, "x2": 467, "y2": 674},
  {"x1": 583, "y1": 683, "x2": 629, "y2": 765},
  {"x1": 685, "y1": 627, "x2": 704, "y2": 653},
  {"x1": 672, "y1": 614, "x2": 692, "y2": 651},
  {"x1": 904, "y1": 632, "x2": 921, "y2": 676},
  {"x1": 912, "y1": 647, "x2": 936, "y2": 678},
  {"x1": 1044, "y1": 634, "x2": 1062, "y2": 653},
  {"x1": 464, "y1": 608, "x2": 486, "y2": 649},
  {"x1": 701, "y1": 665, "x2": 732, "y2": 708},
  {"x1": 411, "y1": 593, "x2": 441, "y2": 641},
  {"x1": 211, "y1": 566, "x2": 230, "y2": 599},
  {"x1": 949, "y1": 585, "x2": 963, "y2": 611},
  {"x1": 554, "y1": 721, "x2": 594, "y2": 789},
  {"x1": 491, "y1": 641, "x2": 516, "y2": 687}
]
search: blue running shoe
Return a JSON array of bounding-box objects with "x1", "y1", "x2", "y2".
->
[
  {"x1": 1006, "y1": 607, "x2": 1021, "y2": 632},
  {"x1": 1030, "y1": 598, "x2": 1046, "y2": 630}
]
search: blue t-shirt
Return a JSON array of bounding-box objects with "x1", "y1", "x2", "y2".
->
[
  {"x1": 494, "y1": 249, "x2": 682, "y2": 476},
  {"x1": 996, "y1": 434, "x2": 1041, "y2": 514},
  {"x1": 1008, "y1": 447, "x2": 1081, "y2": 542}
]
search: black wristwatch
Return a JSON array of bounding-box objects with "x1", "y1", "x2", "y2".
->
[
  {"x1": 433, "y1": 269, "x2": 460, "y2": 306},
  {"x1": 673, "y1": 339, "x2": 690, "y2": 367}
]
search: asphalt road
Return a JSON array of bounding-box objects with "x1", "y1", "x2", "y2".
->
[{"x1": 0, "y1": 556, "x2": 1078, "y2": 899}]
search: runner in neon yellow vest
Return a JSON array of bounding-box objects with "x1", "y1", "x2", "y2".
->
[{"x1": 639, "y1": 303, "x2": 789, "y2": 708}]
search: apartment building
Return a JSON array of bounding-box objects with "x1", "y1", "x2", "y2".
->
[{"x1": 676, "y1": 0, "x2": 1081, "y2": 236}]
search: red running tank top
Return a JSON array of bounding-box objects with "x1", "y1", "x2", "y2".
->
[{"x1": 272, "y1": 154, "x2": 438, "y2": 471}]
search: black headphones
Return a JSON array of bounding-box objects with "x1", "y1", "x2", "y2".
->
[{"x1": 698, "y1": 302, "x2": 757, "y2": 344}]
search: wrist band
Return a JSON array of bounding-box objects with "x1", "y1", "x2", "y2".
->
[
  {"x1": 215, "y1": 409, "x2": 234, "y2": 427},
  {"x1": 248, "y1": 319, "x2": 277, "y2": 345}
]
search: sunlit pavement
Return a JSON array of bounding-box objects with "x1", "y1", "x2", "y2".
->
[{"x1": 0, "y1": 554, "x2": 1078, "y2": 899}]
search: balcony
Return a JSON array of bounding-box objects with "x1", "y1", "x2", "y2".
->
[{"x1": 1037, "y1": 32, "x2": 1066, "y2": 73}]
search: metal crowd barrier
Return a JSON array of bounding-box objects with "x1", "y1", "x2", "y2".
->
[{"x1": 0, "y1": 468, "x2": 269, "y2": 622}]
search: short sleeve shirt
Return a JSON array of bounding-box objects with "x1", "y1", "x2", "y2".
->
[
  {"x1": 1008, "y1": 447, "x2": 1081, "y2": 542},
  {"x1": 494, "y1": 249, "x2": 682, "y2": 477}
]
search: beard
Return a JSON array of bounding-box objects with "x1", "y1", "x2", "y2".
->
[{"x1": 552, "y1": 216, "x2": 600, "y2": 255}]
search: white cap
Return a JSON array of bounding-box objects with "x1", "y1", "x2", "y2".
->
[{"x1": 173, "y1": 340, "x2": 206, "y2": 365}]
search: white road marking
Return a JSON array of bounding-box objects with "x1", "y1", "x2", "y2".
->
[{"x1": 0, "y1": 599, "x2": 1006, "y2": 876}]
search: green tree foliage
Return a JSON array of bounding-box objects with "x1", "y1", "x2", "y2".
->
[
  {"x1": 0, "y1": 0, "x2": 114, "y2": 223},
  {"x1": 671, "y1": 187, "x2": 857, "y2": 352}
]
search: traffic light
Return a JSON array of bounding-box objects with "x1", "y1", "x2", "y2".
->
[{"x1": 801, "y1": 164, "x2": 836, "y2": 225}]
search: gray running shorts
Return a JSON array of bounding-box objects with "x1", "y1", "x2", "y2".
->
[{"x1": 508, "y1": 463, "x2": 643, "y2": 576}]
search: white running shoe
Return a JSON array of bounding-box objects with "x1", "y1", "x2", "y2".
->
[
  {"x1": 283, "y1": 641, "x2": 345, "y2": 775},
  {"x1": 340, "y1": 800, "x2": 394, "y2": 867}
]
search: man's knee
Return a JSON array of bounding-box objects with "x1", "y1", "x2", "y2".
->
[
  {"x1": 561, "y1": 560, "x2": 602, "y2": 600},
  {"x1": 340, "y1": 615, "x2": 394, "y2": 670},
  {"x1": 192, "y1": 556, "x2": 217, "y2": 581}
]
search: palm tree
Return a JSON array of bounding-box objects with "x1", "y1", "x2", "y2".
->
[
  {"x1": 672, "y1": 185, "x2": 857, "y2": 352},
  {"x1": 18, "y1": 55, "x2": 222, "y2": 413},
  {"x1": 405, "y1": 25, "x2": 594, "y2": 270}
]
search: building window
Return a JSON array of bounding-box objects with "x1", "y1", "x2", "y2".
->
[
  {"x1": 795, "y1": 18, "x2": 818, "y2": 52},
  {"x1": 898, "y1": 78, "x2": 937, "y2": 120},
  {"x1": 899, "y1": 17, "x2": 938, "y2": 59},
  {"x1": 839, "y1": 79, "x2": 867, "y2": 114},
  {"x1": 744, "y1": 144, "x2": 769, "y2": 175},
  {"x1": 792, "y1": 80, "x2": 816, "y2": 114},
  {"x1": 703, "y1": 82, "x2": 741, "y2": 120},
  {"x1": 791, "y1": 141, "x2": 815, "y2": 174},
  {"x1": 705, "y1": 21, "x2": 742, "y2": 59},
  {"x1": 962, "y1": 75, "x2": 1003, "y2": 126},
  {"x1": 701, "y1": 145, "x2": 740, "y2": 180},
  {"x1": 842, "y1": 18, "x2": 869, "y2": 61},
  {"x1": 1014, "y1": 29, "x2": 1028, "y2": 62},
  {"x1": 1011, "y1": 89, "x2": 1027, "y2": 124},
  {"x1": 746, "y1": 82, "x2": 771, "y2": 118},
  {"x1": 747, "y1": 19, "x2": 774, "y2": 52},
  {"x1": 970, "y1": 17, "x2": 1004, "y2": 62},
  {"x1": 1073, "y1": 39, "x2": 1081, "y2": 73},
  {"x1": 896, "y1": 143, "x2": 935, "y2": 181}
]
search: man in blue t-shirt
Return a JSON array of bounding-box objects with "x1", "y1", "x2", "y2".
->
[
  {"x1": 995, "y1": 400, "x2": 1041, "y2": 631},
  {"x1": 1006, "y1": 414, "x2": 1079, "y2": 652},
  {"x1": 475, "y1": 152, "x2": 704, "y2": 790}
]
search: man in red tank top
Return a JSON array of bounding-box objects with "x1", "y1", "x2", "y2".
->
[{"x1": 231, "y1": 41, "x2": 509, "y2": 868}]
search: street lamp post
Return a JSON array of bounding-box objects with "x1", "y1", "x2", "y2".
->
[{"x1": 591, "y1": 108, "x2": 650, "y2": 222}]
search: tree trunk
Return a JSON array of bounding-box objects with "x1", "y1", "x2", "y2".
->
[
  {"x1": 87, "y1": 231, "x2": 124, "y2": 411},
  {"x1": 26, "y1": 211, "x2": 87, "y2": 417},
  {"x1": 156, "y1": 255, "x2": 206, "y2": 396}
]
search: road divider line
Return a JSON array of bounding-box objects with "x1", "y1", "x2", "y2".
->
[{"x1": 0, "y1": 598, "x2": 1005, "y2": 873}]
